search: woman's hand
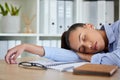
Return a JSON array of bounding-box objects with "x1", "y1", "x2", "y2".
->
[
  {"x1": 5, "y1": 44, "x2": 26, "y2": 64},
  {"x1": 77, "y1": 52, "x2": 93, "y2": 62},
  {"x1": 5, "y1": 44, "x2": 45, "y2": 64}
]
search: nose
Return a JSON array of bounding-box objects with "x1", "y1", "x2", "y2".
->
[
  {"x1": 81, "y1": 41, "x2": 92, "y2": 49},
  {"x1": 88, "y1": 44, "x2": 92, "y2": 49}
]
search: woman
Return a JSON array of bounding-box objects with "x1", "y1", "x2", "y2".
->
[
  {"x1": 5, "y1": 20, "x2": 120, "y2": 67},
  {"x1": 63, "y1": 20, "x2": 120, "y2": 66}
]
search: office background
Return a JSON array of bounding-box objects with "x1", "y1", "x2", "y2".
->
[{"x1": 0, "y1": 0, "x2": 119, "y2": 59}]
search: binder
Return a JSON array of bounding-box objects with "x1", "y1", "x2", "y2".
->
[
  {"x1": 57, "y1": 40, "x2": 61, "y2": 48},
  {"x1": 50, "y1": 40, "x2": 57, "y2": 47},
  {"x1": 38, "y1": 40, "x2": 43, "y2": 46},
  {"x1": 82, "y1": 1, "x2": 90, "y2": 23},
  {"x1": 40, "y1": 0, "x2": 50, "y2": 34},
  {"x1": 83, "y1": 1, "x2": 98, "y2": 27},
  {"x1": 57, "y1": 0, "x2": 65, "y2": 34},
  {"x1": 49, "y1": 0, "x2": 57, "y2": 34},
  {"x1": 0, "y1": 41, "x2": 8, "y2": 59},
  {"x1": 15, "y1": 40, "x2": 21, "y2": 46},
  {"x1": 97, "y1": 1, "x2": 106, "y2": 29},
  {"x1": 8, "y1": 40, "x2": 16, "y2": 49},
  {"x1": 43, "y1": 40, "x2": 50, "y2": 47},
  {"x1": 105, "y1": 1, "x2": 114, "y2": 24},
  {"x1": 64, "y1": 0, "x2": 73, "y2": 31},
  {"x1": 88, "y1": 1, "x2": 98, "y2": 27}
]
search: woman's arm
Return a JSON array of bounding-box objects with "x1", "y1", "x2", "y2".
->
[
  {"x1": 5, "y1": 44, "x2": 44, "y2": 64},
  {"x1": 77, "y1": 52, "x2": 93, "y2": 62},
  {"x1": 91, "y1": 49, "x2": 120, "y2": 67}
]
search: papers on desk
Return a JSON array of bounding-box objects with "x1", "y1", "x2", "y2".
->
[{"x1": 29, "y1": 60, "x2": 88, "y2": 72}]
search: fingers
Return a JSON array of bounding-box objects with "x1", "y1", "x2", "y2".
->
[
  {"x1": 9, "y1": 52, "x2": 18, "y2": 64},
  {"x1": 5, "y1": 44, "x2": 25, "y2": 64},
  {"x1": 5, "y1": 48, "x2": 19, "y2": 64},
  {"x1": 12, "y1": 50, "x2": 22, "y2": 62},
  {"x1": 5, "y1": 49, "x2": 15, "y2": 64}
]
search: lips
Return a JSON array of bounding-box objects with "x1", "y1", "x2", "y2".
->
[{"x1": 94, "y1": 41, "x2": 97, "y2": 50}]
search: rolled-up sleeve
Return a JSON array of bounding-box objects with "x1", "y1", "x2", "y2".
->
[
  {"x1": 43, "y1": 47, "x2": 85, "y2": 62},
  {"x1": 91, "y1": 53, "x2": 105, "y2": 64},
  {"x1": 91, "y1": 50, "x2": 120, "y2": 67}
]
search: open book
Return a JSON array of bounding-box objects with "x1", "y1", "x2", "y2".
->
[
  {"x1": 29, "y1": 60, "x2": 88, "y2": 72},
  {"x1": 19, "y1": 60, "x2": 88, "y2": 72}
]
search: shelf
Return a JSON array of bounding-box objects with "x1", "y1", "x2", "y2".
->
[
  {"x1": 0, "y1": 33, "x2": 38, "y2": 37},
  {"x1": 39, "y1": 34, "x2": 62, "y2": 37},
  {"x1": 0, "y1": 33, "x2": 62, "y2": 37}
]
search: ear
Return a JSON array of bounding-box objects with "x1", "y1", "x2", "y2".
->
[{"x1": 84, "y1": 24, "x2": 95, "y2": 29}]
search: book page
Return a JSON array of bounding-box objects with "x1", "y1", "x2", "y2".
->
[{"x1": 30, "y1": 60, "x2": 88, "y2": 72}]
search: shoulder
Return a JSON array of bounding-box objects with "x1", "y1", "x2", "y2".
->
[{"x1": 111, "y1": 20, "x2": 120, "y2": 30}]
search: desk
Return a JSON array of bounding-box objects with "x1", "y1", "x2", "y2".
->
[{"x1": 0, "y1": 57, "x2": 120, "y2": 80}]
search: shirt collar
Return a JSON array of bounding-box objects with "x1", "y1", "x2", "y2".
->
[{"x1": 100, "y1": 24, "x2": 115, "y2": 44}]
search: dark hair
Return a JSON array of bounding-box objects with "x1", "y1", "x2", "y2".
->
[
  {"x1": 61, "y1": 31, "x2": 71, "y2": 50},
  {"x1": 61, "y1": 23, "x2": 85, "y2": 50}
]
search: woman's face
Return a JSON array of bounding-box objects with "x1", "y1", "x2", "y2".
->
[{"x1": 68, "y1": 24, "x2": 106, "y2": 54}]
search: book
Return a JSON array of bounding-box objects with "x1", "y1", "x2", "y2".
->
[
  {"x1": 19, "y1": 59, "x2": 88, "y2": 72},
  {"x1": 73, "y1": 64, "x2": 118, "y2": 76}
]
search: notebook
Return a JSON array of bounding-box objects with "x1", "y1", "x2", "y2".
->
[
  {"x1": 73, "y1": 64, "x2": 118, "y2": 76},
  {"x1": 29, "y1": 60, "x2": 88, "y2": 72},
  {"x1": 19, "y1": 59, "x2": 89, "y2": 72}
]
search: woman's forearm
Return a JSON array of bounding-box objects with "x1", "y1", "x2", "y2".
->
[
  {"x1": 5, "y1": 44, "x2": 45, "y2": 64},
  {"x1": 77, "y1": 52, "x2": 93, "y2": 61},
  {"x1": 23, "y1": 44, "x2": 45, "y2": 56}
]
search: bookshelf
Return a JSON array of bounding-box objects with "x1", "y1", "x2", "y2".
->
[{"x1": 0, "y1": 0, "x2": 117, "y2": 59}]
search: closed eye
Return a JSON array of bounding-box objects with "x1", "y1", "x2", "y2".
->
[{"x1": 82, "y1": 35, "x2": 86, "y2": 41}]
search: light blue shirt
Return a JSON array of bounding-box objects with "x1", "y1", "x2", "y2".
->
[
  {"x1": 91, "y1": 20, "x2": 120, "y2": 66},
  {"x1": 44, "y1": 47, "x2": 85, "y2": 62},
  {"x1": 43, "y1": 20, "x2": 120, "y2": 67}
]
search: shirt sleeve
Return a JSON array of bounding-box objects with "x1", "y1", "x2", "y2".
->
[
  {"x1": 91, "y1": 49, "x2": 120, "y2": 67},
  {"x1": 43, "y1": 47, "x2": 85, "y2": 62}
]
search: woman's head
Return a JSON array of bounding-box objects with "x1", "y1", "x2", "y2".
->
[
  {"x1": 61, "y1": 23, "x2": 85, "y2": 50},
  {"x1": 64, "y1": 23, "x2": 107, "y2": 54}
]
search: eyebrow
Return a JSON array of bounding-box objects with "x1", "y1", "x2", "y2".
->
[{"x1": 79, "y1": 33, "x2": 81, "y2": 42}]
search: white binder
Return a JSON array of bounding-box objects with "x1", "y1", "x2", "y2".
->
[
  {"x1": 64, "y1": 0, "x2": 73, "y2": 31},
  {"x1": 15, "y1": 40, "x2": 21, "y2": 46},
  {"x1": 40, "y1": 0, "x2": 50, "y2": 34},
  {"x1": 57, "y1": 0, "x2": 65, "y2": 34},
  {"x1": 83, "y1": 1, "x2": 98, "y2": 27},
  {"x1": 105, "y1": 1, "x2": 114, "y2": 24},
  {"x1": 49, "y1": 0, "x2": 57, "y2": 34},
  {"x1": 82, "y1": 1, "x2": 90, "y2": 23},
  {"x1": 50, "y1": 40, "x2": 57, "y2": 47},
  {"x1": 43, "y1": 40, "x2": 51, "y2": 47},
  {"x1": 38, "y1": 40, "x2": 43, "y2": 46},
  {"x1": 0, "y1": 41, "x2": 8, "y2": 59},
  {"x1": 57, "y1": 40, "x2": 61, "y2": 48},
  {"x1": 97, "y1": 1, "x2": 106, "y2": 29},
  {"x1": 8, "y1": 40, "x2": 16, "y2": 49}
]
